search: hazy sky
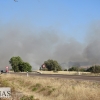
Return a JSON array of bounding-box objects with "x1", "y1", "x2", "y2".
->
[{"x1": 0, "y1": 0, "x2": 100, "y2": 70}]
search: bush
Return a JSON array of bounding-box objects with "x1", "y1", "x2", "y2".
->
[
  {"x1": 68, "y1": 67, "x2": 86, "y2": 72},
  {"x1": 64, "y1": 69, "x2": 67, "y2": 71},
  {"x1": 68, "y1": 66, "x2": 79, "y2": 71},
  {"x1": 20, "y1": 95, "x2": 34, "y2": 100},
  {"x1": 20, "y1": 95, "x2": 39, "y2": 100}
]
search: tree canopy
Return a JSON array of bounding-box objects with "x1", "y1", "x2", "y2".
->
[
  {"x1": 86, "y1": 65, "x2": 100, "y2": 73},
  {"x1": 68, "y1": 66, "x2": 86, "y2": 72},
  {"x1": 18, "y1": 62, "x2": 32, "y2": 72},
  {"x1": 68, "y1": 66, "x2": 79, "y2": 71},
  {"x1": 9, "y1": 56, "x2": 22, "y2": 72},
  {"x1": 9, "y1": 56, "x2": 32, "y2": 72},
  {"x1": 43, "y1": 59, "x2": 62, "y2": 71}
]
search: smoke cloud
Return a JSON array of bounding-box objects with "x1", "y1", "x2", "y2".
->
[
  {"x1": 0, "y1": 21, "x2": 100, "y2": 70},
  {"x1": 83, "y1": 21, "x2": 100, "y2": 65}
]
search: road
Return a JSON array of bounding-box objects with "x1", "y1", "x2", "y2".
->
[{"x1": 10, "y1": 72, "x2": 100, "y2": 82}]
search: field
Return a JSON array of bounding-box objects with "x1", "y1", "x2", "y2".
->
[
  {"x1": 36, "y1": 71, "x2": 91, "y2": 75},
  {"x1": 35, "y1": 71, "x2": 100, "y2": 76},
  {"x1": 0, "y1": 73, "x2": 100, "y2": 100}
]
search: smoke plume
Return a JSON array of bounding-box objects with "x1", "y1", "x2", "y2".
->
[{"x1": 0, "y1": 21, "x2": 100, "y2": 70}]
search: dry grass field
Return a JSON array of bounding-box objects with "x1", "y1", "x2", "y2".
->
[
  {"x1": 0, "y1": 73, "x2": 100, "y2": 100},
  {"x1": 36, "y1": 71, "x2": 91, "y2": 75},
  {"x1": 36, "y1": 71, "x2": 100, "y2": 76}
]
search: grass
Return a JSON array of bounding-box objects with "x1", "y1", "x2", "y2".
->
[
  {"x1": 0, "y1": 73, "x2": 100, "y2": 100},
  {"x1": 37, "y1": 70, "x2": 100, "y2": 76},
  {"x1": 36, "y1": 71, "x2": 91, "y2": 75},
  {"x1": 20, "y1": 95, "x2": 39, "y2": 100}
]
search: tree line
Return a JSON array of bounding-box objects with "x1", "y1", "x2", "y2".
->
[
  {"x1": 65, "y1": 65, "x2": 100, "y2": 73},
  {"x1": 9, "y1": 56, "x2": 100, "y2": 73}
]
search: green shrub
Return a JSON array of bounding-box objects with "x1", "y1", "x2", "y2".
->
[
  {"x1": 20, "y1": 95, "x2": 34, "y2": 100},
  {"x1": 32, "y1": 87, "x2": 38, "y2": 91},
  {"x1": 31, "y1": 83, "x2": 42, "y2": 92},
  {"x1": 64, "y1": 69, "x2": 67, "y2": 71}
]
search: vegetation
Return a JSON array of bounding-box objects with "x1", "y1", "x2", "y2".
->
[
  {"x1": 64, "y1": 69, "x2": 67, "y2": 71},
  {"x1": 68, "y1": 66, "x2": 79, "y2": 71},
  {"x1": 20, "y1": 95, "x2": 39, "y2": 100},
  {"x1": 19, "y1": 62, "x2": 32, "y2": 72},
  {"x1": 79, "y1": 68, "x2": 86, "y2": 72},
  {"x1": 68, "y1": 65, "x2": 100, "y2": 73},
  {"x1": 9, "y1": 56, "x2": 23, "y2": 72},
  {"x1": 1, "y1": 74, "x2": 100, "y2": 100},
  {"x1": 40, "y1": 67, "x2": 48, "y2": 71},
  {"x1": 43, "y1": 59, "x2": 62, "y2": 71},
  {"x1": 86, "y1": 65, "x2": 100, "y2": 73},
  {"x1": 9, "y1": 56, "x2": 32, "y2": 72},
  {"x1": 68, "y1": 66, "x2": 86, "y2": 72}
]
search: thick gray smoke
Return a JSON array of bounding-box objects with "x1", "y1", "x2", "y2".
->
[
  {"x1": 0, "y1": 21, "x2": 100, "y2": 70},
  {"x1": 83, "y1": 21, "x2": 100, "y2": 65}
]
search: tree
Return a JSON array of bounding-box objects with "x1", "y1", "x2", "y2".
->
[
  {"x1": 64, "y1": 69, "x2": 67, "y2": 71},
  {"x1": 18, "y1": 62, "x2": 32, "y2": 72},
  {"x1": 9, "y1": 56, "x2": 23, "y2": 72},
  {"x1": 86, "y1": 65, "x2": 100, "y2": 73},
  {"x1": 68, "y1": 66, "x2": 86, "y2": 72},
  {"x1": 79, "y1": 68, "x2": 86, "y2": 72},
  {"x1": 68, "y1": 66, "x2": 78, "y2": 71},
  {"x1": 43, "y1": 59, "x2": 62, "y2": 71},
  {"x1": 9, "y1": 56, "x2": 32, "y2": 72}
]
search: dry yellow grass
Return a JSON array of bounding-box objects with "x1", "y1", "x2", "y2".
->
[
  {"x1": 10, "y1": 71, "x2": 99, "y2": 76},
  {"x1": 0, "y1": 73, "x2": 100, "y2": 100},
  {"x1": 36, "y1": 71, "x2": 91, "y2": 75},
  {"x1": 36, "y1": 71, "x2": 100, "y2": 76}
]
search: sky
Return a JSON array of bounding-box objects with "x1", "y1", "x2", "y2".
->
[{"x1": 0, "y1": 0, "x2": 100, "y2": 70}]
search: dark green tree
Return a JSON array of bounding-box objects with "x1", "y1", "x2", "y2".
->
[
  {"x1": 18, "y1": 62, "x2": 32, "y2": 72},
  {"x1": 86, "y1": 65, "x2": 100, "y2": 73},
  {"x1": 64, "y1": 69, "x2": 67, "y2": 71},
  {"x1": 9, "y1": 56, "x2": 32, "y2": 72},
  {"x1": 43, "y1": 59, "x2": 62, "y2": 71},
  {"x1": 68, "y1": 66, "x2": 78, "y2": 71},
  {"x1": 9, "y1": 56, "x2": 23, "y2": 72},
  {"x1": 68, "y1": 66, "x2": 86, "y2": 72},
  {"x1": 79, "y1": 68, "x2": 86, "y2": 72}
]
